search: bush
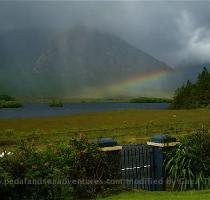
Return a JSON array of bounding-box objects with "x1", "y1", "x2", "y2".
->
[
  {"x1": 0, "y1": 142, "x2": 69, "y2": 199},
  {"x1": 49, "y1": 99, "x2": 63, "y2": 107},
  {"x1": 68, "y1": 136, "x2": 121, "y2": 199},
  {"x1": 0, "y1": 136, "x2": 121, "y2": 199},
  {"x1": 165, "y1": 128, "x2": 210, "y2": 190}
]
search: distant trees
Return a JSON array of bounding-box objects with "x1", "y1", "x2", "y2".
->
[
  {"x1": 130, "y1": 97, "x2": 172, "y2": 103},
  {"x1": 196, "y1": 67, "x2": 210, "y2": 104},
  {"x1": 171, "y1": 67, "x2": 210, "y2": 109}
]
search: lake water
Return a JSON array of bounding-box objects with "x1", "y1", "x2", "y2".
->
[{"x1": 0, "y1": 102, "x2": 169, "y2": 119}]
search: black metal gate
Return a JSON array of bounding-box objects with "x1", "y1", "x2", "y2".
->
[{"x1": 121, "y1": 144, "x2": 164, "y2": 191}]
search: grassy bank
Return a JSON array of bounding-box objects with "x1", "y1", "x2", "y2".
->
[
  {"x1": 0, "y1": 109, "x2": 210, "y2": 150},
  {"x1": 98, "y1": 190, "x2": 210, "y2": 200}
]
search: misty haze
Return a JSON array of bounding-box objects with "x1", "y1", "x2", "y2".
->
[
  {"x1": 0, "y1": 1, "x2": 210, "y2": 99},
  {"x1": 0, "y1": 1, "x2": 210, "y2": 199}
]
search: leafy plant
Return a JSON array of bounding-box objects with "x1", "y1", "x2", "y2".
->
[
  {"x1": 66, "y1": 136, "x2": 121, "y2": 199},
  {"x1": 165, "y1": 128, "x2": 210, "y2": 190},
  {"x1": 0, "y1": 136, "x2": 121, "y2": 199}
]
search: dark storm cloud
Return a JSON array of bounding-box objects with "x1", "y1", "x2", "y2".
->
[{"x1": 0, "y1": 1, "x2": 210, "y2": 66}]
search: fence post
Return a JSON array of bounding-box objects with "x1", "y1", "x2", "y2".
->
[
  {"x1": 96, "y1": 138, "x2": 122, "y2": 185},
  {"x1": 147, "y1": 135, "x2": 179, "y2": 191}
]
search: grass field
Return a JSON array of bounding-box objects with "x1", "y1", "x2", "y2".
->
[
  {"x1": 0, "y1": 109, "x2": 210, "y2": 151},
  {"x1": 98, "y1": 190, "x2": 210, "y2": 200}
]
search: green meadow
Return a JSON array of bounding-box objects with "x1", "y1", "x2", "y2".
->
[
  {"x1": 0, "y1": 109, "x2": 210, "y2": 151},
  {"x1": 98, "y1": 190, "x2": 210, "y2": 200}
]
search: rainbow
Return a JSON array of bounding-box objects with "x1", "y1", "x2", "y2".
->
[
  {"x1": 82, "y1": 69, "x2": 171, "y2": 97},
  {"x1": 105, "y1": 69, "x2": 170, "y2": 92}
]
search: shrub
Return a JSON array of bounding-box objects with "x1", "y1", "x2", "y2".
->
[
  {"x1": 68, "y1": 136, "x2": 121, "y2": 199},
  {"x1": 0, "y1": 136, "x2": 121, "y2": 199},
  {"x1": 165, "y1": 128, "x2": 210, "y2": 190},
  {"x1": 0, "y1": 141, "x2": 69, "y2": 199}
]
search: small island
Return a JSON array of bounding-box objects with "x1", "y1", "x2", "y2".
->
[
  {"x1": 49, "y1": 99, "x2": 64, "y2": 107},
  {"x1": 129, "y1": 97, "x2": 172, "y2": 103},
  {"x1": 0, "y1": 94, "x2": 22, "y2": 108}
]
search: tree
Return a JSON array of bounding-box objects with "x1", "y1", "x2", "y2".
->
[
  {"x1": 196, "y1": 67, "x2": 210, "y2": 106},
  {"x1": 171, "y1": 80, "x2": 195, "y2": 109},
  {"x1": 171, "y1": 67, "x2": 210, "y2": 109}
]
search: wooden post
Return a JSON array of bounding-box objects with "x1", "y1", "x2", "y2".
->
[{"x1": 147, "y1": 135, "x2": 179, "y2": 191}]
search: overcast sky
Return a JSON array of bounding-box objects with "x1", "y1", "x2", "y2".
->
[{"x1": 1, "y1": 1, "x2": 210, "y2": 67}]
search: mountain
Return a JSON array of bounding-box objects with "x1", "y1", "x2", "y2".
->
[
  {"x1": 0, "y1": 29, "x2": 53, "y2": 96},
  {"x1": 0, "y1": 27, "x2": 172, "y2": 98}
]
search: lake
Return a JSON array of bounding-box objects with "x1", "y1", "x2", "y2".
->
[{"x1": 0, "y1": 102, "x2": 169, "y2": 119}]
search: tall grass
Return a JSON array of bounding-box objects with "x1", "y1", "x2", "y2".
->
[{"x1": 165, "y1": 128, "x2": 210, "y2": 190}]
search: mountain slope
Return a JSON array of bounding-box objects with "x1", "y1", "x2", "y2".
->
[{"x1": 0, "y1": 28, "x2": 172, "y2": 98}]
